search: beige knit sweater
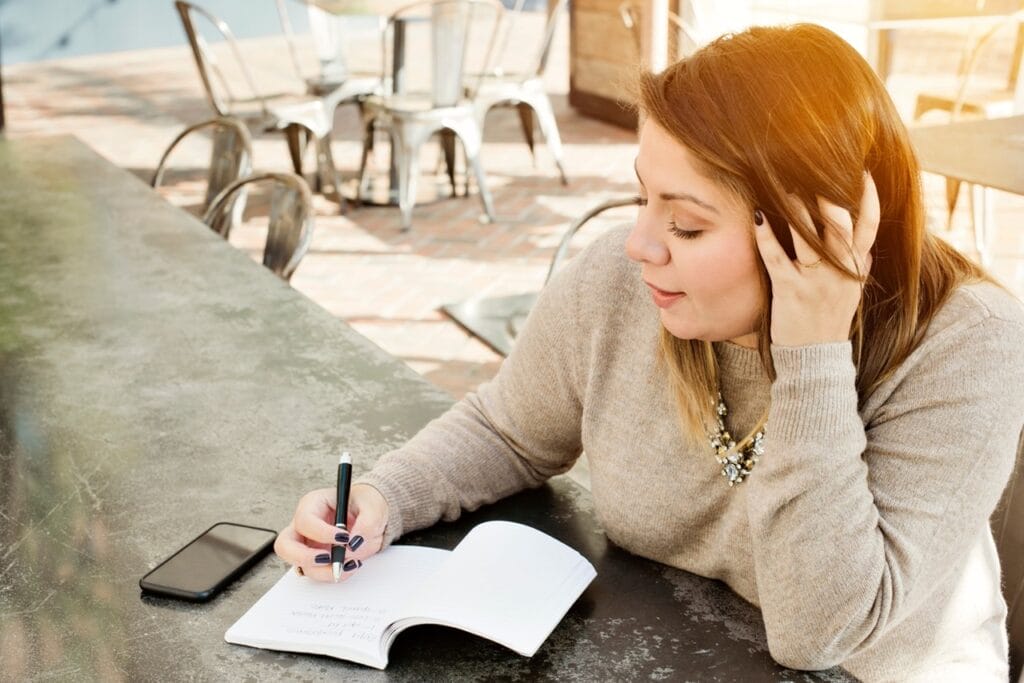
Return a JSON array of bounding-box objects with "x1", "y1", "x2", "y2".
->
[{"x1": 360, "y1": 227, "x2": 1024, "y2": 681}]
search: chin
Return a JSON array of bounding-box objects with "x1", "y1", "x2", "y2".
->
[
  {"x1": 658, "y1": 312, "x2": 704, "y2": 341},
  {"x1": 659, "y1": 311, "x2": 755, "y2": 344}
]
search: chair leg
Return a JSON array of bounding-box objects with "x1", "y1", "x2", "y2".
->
[
  {"x1": 284, "y1": 124, "x2": 306, "y2": 177},
  {"x1": 393, "y1": 126, "x2": 423, "y2": 231},
  {"x1": 357, "y1": 119, "x2": 375, "y2": 203},
  {"x1": 316, "y1": 134, "x2": 347, "y2": 215},
  {"x1": 527, "y1": 92, "x2": 569, "y2": 186},
  {"x1": 969, "y1": 183, "x2": 995, "y2": 267},
  {"x1": 448, "y1": 118, "x2": 495, "y2": 224},
  {"x1": 516, "y1": 103, "x2": 536, "y2": 164},
  {"x1": 944, "y1": 177, "x2": 961, "y2": 231},
  {"x1": 440, "y1": 129, "x2": 459, "y2": 197}
]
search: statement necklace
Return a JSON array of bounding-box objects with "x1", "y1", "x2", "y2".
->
[{"x1": 708, "y1": 393, "x2": 766, "y2": 486}]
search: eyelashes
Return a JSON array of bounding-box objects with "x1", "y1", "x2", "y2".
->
[
  {"x1": 668, "y1": 220, "x2": 701, "y2": 240},
  {"x1": 638, "y1": 197, "x2": 702, "y2": 240}
]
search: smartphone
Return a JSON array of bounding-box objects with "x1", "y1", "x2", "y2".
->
[{"x1": 139, "y1": 522, "x2": 277, "y2": 602}]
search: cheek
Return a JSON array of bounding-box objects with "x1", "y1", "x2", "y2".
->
[{"x1": 672, "y1": 238, "x2": 762, "y2": 301}]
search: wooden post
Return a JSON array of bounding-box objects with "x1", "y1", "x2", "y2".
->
[{"x1": 642, "y1": 0, "x2": 669, "y2": 73}]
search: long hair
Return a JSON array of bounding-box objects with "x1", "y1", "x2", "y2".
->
[{"x1": 638, "y1": 24, "x2": 989, "y2": 445}]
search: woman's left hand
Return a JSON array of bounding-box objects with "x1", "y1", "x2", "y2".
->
[{"x1": 753, "y1": 173, "x2": 880, "y2": 347}]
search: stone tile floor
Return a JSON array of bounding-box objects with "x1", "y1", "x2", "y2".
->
[{"x1": 4, "y1": 14, "x2": 1023, "y2": 409}]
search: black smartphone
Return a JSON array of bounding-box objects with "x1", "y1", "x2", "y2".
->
[{"x1": 139, "y1": 522, "x2": 277, "y2": 602}]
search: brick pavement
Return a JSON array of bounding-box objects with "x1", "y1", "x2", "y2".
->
[{"x1": 4, "y1": 13, "x2": 1024, "y2": 408}]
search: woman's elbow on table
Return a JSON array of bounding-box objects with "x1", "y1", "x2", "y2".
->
[{"x1": 765, "y1": 628, "x2": 854, "y2": 672}]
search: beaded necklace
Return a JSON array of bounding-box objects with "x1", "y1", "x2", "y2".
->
[{"x1": 709, "y1": 392, "x2": 766, "y2": 486}]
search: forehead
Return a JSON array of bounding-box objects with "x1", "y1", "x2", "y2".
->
[{"x1": 635, "y1": 121, "x2": 745, "y2": 212}]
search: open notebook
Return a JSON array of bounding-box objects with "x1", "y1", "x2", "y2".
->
[{"x1": 225, "y1": 521, "x2": 597, "y2": 669}]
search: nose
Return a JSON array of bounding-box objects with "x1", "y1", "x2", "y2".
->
[{"x1": 625, "y1": 205, "x2": 670, "y2": 266}]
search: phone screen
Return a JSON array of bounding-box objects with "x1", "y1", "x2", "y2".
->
[{"x1": 141, "y1": 523, "x2": 276, "y2": 601}]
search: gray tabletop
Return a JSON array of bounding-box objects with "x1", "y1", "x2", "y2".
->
[
  {"x1": 0, "y1": 136, "x2": 853, "y2": 681},
  {"x1": 910, "y1": 115, "x2": 1024, "y2": 197}
]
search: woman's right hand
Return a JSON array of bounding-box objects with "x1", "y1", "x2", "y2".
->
[{"x1": 274, "y1": 483, "x2": 389, "y2": 582}]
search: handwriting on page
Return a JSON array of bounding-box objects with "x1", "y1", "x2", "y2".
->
[{"x1": 284, "y1": 603, "x2": 390, "y2": 642}]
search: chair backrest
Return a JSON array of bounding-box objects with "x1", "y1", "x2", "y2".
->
[
  {"x1": 174, "y1": 1, "x2": 266, "y2": 116},
  {"x1": 152, "y1": 116, "x2": 253, "y2": 214},
  {"x1": 202, "y1": 173, "x2": 315, "y2": 282},
  {"x1": 544, "y1": 196, "x2": 643, "y2": 285},
  {"x1": 619, "y1": 0, "x2": 703, "y2": 64},
  {"x1": 992, "y1": 430, "x2": 1024, "y2": 681},
  {"x1": 498, "y1": 196, "x2": 642, "y2": 346},
  {"x1": 951, "y1": 10, "x2": 1024, "y2": 118},
  {"x1": 531, "y1": 0, "x2": 569, "y2": 78},
  {"x1": 383, "y1": 0, "x2": 504, "y2": 105}
]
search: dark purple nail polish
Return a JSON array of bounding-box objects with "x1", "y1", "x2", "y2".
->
[
  {"x1": 754, "y1": 209, "x2": 765, "y2": 226},
  {"x1": 343, "y1": 559, "x2": 362, "y2": 572},
  {"x1": 348, "y1": 535, "x2": 364, "y2": 550},
  {"x1": 335, "y1": 531, "x2": 350, "y2": 544},
  {"x1": 314, "y1": 553, "x2": 330, "y2": 564}
]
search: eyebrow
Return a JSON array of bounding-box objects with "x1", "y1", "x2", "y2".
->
[{"x1": 634, "y1": 159, "x2": 720, "y2": 214}]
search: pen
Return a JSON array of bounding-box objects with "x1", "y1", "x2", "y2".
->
[{"x1": 332, "y1": 452, "x2": 353, "y2": 582}]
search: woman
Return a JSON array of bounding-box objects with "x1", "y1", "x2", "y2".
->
[{"x1": 275, "y1": 24, "x2": 1024, "y2": 680}]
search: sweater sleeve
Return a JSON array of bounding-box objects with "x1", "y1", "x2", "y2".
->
[
  {"x1": 355, "y1": 249, "x2": 588, "y2": 546},
  {"x1": 746, "y1": 315, "x2": 1024, "y2": 671}
]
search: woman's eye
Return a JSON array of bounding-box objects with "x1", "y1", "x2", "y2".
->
[{"x1": 668, "y1": 220, "x2": 701, "y2": 240}]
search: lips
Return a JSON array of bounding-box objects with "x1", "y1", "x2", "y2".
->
[{"x1": 644, "y1": 281, "x2": 686, "y2": 309}]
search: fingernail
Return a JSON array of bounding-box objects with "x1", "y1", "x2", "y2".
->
[
  {"x1": 343, "y1": 559, "x2": 362, "y2": 572},
  {"x1": 335, "y1": 531, "x2": 350, "y2": 544},
  {"x1": 314, "y1": 553, "x2": 331, "y2": 564},
  {"x1": 753, "y1": 209, "x2": 765, "y2": 226},
  {"x1": 348, "y1": 535, "x2": 364, "y2": 550}
]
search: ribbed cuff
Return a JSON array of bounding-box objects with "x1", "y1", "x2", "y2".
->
[
  {"x1": 768, "y1": 341, "x2": 859, "y2": 443},
  {"x1": 354, "y1": 457, "x2": 435, "y2": 547}
]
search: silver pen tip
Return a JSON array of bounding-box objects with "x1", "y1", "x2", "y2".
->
[
  {"x1": 339, "y1": 452, "x2": 351, "y2": 465},
  {"x1": 332, "y1": 563, "x2": 341, "y2": 582}
]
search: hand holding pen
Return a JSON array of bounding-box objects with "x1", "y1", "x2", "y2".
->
[{"x1": 273, "y1": 455, "x2": 391, "y2": 582}]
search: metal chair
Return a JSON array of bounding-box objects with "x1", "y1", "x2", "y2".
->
[
  {"x1": 619, "y1": 0, "x2": 705, "y2": 64},
  {"x1": 472, "y1": 0, "x2": 569, "y2": 185},
  {"x1": 152, "y1": 116, "x2": 253, "y2": 236},
  {"x1": 202, "y1": 172, "x2": 315, "y2": 282},
  {"x1": 299, "y1": 1, "x2": 387, "y2": 96},
  {"x1": 175, "y1": 1, "x2": 365, "y2": 209},
  {"x1": 357, "y1": 0, "x2": 504, "y2": 231},
  {"x1": 442, "y1": 196, "x2": 642, "y2": 356},
  {"x1": 991, "y1": 431, "x2": 1024, "y2": 681},
  {"x1": 913, "y1": 10, "x2": 1024, "y2": 253}
]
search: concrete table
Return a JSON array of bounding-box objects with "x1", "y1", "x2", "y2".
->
[
  {"x1": 911, "y1": 114, "x2": 1024, "y2": 264},
  {"x1": 0, "y1": 136, "x2": 852, "y2": 681}
]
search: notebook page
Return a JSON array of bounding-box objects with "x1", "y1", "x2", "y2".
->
[
  {"x1": 225, "y1": 545, "x2": 448, "y2": 668},
  {"x1": 398, "y1": 521, "x2": 596, "y2": 656}
]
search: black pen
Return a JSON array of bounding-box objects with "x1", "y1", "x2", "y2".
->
[{"x1": 332, "y1": 452, "x2": 353, "y2": 582}]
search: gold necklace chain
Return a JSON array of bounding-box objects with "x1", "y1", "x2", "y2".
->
[{"x1": 709, "y1": 392, "x2": 766, "y2": 486}]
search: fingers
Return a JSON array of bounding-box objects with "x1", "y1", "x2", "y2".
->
[
  {"x1": 818, "y1": 195, "x2": 856, "y2": 268},
  {"x1": 853, "y1": 172, "x2": 881, "y2": 257},
  {"x1": 344, "y1": 485, "x2": 388, "y2": 563},
  {"x1": 274, "y1": 522, "x2": 338, "y2": 582},
  {"x1": 276, "y1": 484, "x2": 391, "y2": 583},
  {"x1": 753, "y1": 209, "x2": 797, "y2": 279},
  {"x1": 783, "y1": 197, "x2": 820, "y2": 267},
  {"x1": 292, "y1": 487, "x2": 346, "y2": 547}
]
